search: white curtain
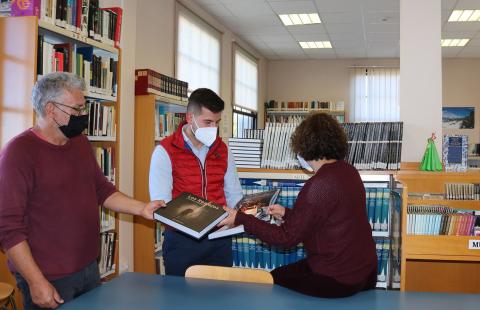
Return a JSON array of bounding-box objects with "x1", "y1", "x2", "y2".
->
[
  {"x1": 234, "y1": 49, "x2": 258, "y2": 111},
  {"x1": 177, "y1": 10, "x2": 220, "y2": 94},
  {"x1": 350, "y1": 67, "x2": 400, "y2": 122}
]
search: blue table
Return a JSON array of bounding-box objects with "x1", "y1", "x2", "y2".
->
[{"x1": 61, "y1": 273, "x2": 480, "y2": 310}]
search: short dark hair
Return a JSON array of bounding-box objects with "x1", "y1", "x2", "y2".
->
[
  {"x1": 291, "y1": 113, "x2": 347, "y2": 160},
  {"x1": 187, "y1": 88, "x2": 224, "y2": 114}
]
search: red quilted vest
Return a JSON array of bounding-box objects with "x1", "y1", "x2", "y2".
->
[{"x1": 160, "y1": 122, "x2": 228, "y2": 205}]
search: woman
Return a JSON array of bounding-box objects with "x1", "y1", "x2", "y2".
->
[{"x1": 219, "y1": 113, "x2": 377, "y2": 298}]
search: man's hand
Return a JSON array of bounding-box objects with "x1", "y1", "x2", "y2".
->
[
  {"x1": 139, "y1": 200, "x2": 166, "y2": 220},
  {"x1": 267, "y1": 204, "x2": 285, "y2": 220},
  {"x1": 218, "y1": 206, "x2": 237, "y2": 228},
  {"x1": 30, "y1": 278, "x2": 64, "y2": 309}
]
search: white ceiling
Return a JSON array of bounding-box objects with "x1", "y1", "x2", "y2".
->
[{"x1": 195, "y1": 0, "x2": 480, "y2": 59}]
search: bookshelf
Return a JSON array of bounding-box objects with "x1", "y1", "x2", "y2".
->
[
  {"x1": 133, "y1": 94, "x2": 187, "y2": 274},
  {"x1": 236, "y1": 168, "x2": 401, "y2": 289},
  {"x1": 396, "y1": 170, "x2": 480, "y2": 293},
  {"x1": 0, "y1": 13, "x2": 122, "y2": 302}
]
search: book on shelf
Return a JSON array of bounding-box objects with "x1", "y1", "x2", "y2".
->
[
  {"x1": 135, "y1": 68, "x2": 188, "y2": 102},
  {"x1": 208, "y1": 189, "x2": 280, "y2": 240},
  {"x1": 443, "y1": 135, "x2": 468, "y2": 172},
  {"x1": 229, "y1": 137, "x2": 263, "y2": 169},
  {"x1": 154, "y1": 192, "x2": 228, "y2": 239}
]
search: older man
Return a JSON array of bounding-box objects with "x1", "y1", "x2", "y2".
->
[{"x1": 0, "y1": 72, "x2": 164, "y2": 309}]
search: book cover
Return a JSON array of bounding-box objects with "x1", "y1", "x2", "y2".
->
[
  {"x1": 208, "y1": 189, "x2": 280, "y2": 239},
  {"x1": 154, "y1": 192, "x2": 227, "y2": 239},
  {"x1": 443, "y1": 135, "x2": 468, "y2": 172}
]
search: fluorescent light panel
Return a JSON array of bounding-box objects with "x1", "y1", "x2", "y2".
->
[
  {"x1": 299, "y1": 41, "x2": 332, "y2": 49},
  {"x1": 441, "y1": 38, "x2": 469, "y2": 47},
  {"x1": 448, "y1": 9, "x2": 480, "y2": 22},
  {"x1": 279, "y1": 13, "x2": 321, "y2": 26}
]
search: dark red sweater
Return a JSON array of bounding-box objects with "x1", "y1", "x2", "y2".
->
[
  {"x1": 0, "y1": 129, "x2": 117, "y2": 280},
  {"x1": 235, "y1": 160, "x2": 377, "y2": 285}
]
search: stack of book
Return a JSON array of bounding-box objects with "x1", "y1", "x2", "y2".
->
[
  {"x1": 261, "y1": 122, "x2": 299, "y2": 169},
  {"x1": 229, "y1": 138, "x2": 263, "y2": 168}
]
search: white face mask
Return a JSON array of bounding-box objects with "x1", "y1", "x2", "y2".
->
[
  {"x1": 191, "y1": 115, "x2": 217, "y2": 147},
  {"x1": 297, "y1": 154, "x2": 314, "y2": 172}
]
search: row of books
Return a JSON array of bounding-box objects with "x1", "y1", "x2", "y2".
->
[
  {"x1": 366, "y1": 188, "x2": 390, "y2": 232},
  {"x1": 93, "y1": 146, "x2": 115, "y2": 183},
  {"x1": 232, "y1": 234, "x2": 305, "y2": 270},
  {"x1": 406, "y1": 206, "x2": 480, "y2": 236},
  {"x1": 375, "y1": 238, "x2": 390, "y2": 283},
  {"x1": 261, "y1": 122, "x2": 299, "y2": 169},
  {"x1": 100, "y1": 207, "x2": 115, "y2": 232},
  {"x1": 445, "y1": 183, "x2": 480, "y2": 200},
  {"x1": 37, "y1": 41, "x2": 118, "y2": 97},
  {"x1": 343, "y1": 122, "x2": 403, "y2": 170},
  {"x1": 136, "y1": 69, "x2": 189, "y2": 102},
  {"x1": 265, "y1": 100, "x2": 345, "y2": 112},
  {"x1": 98, "y1": 231, "x2": 116, "y2": 277},
  {"x1": 266, "y1": 114, "x2": 345, "y2": 124},
  {"x1": 229, "y1": 138, "x2": 263, "y2": 169},
  {"x1": 85, "y1": 101, "x2": 116, "y2": 137},
  {"x1": 154, "y1": 109, "x2": 186, "y2": 139},
  {"x1": 14, "y1": 0, "x2": 123, "y2": 48}
]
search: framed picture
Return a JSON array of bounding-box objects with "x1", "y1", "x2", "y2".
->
[
  {"x1": 442, "y1": 107, "x2": 474, "y2": 129},
  {"x1": 443, "y1": 135, "x2": 468, "y2": 172}
]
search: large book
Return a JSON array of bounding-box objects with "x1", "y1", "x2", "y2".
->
[
  {"x1": 208, "y1": 189, "x2": 280, "y2": 240},
  {"x1": 443, "y1": 135, "x2": 468, "y2": 172},
  {"x1": 154, "y1": 192, "x2": 228, "y2": 239}
]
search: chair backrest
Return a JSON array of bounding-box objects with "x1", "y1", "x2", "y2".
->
[{"x1": 185, "y1": 265, "x2": 273, "y2": 284}]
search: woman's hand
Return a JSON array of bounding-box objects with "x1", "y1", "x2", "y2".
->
[
  {"x1": 218, "y1": 206, "x2": 237, "y2": 228},
  {"x1": 267, "y1": 204, "x2": 285, "y2": 220}
]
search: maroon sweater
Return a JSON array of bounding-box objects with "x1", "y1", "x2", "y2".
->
[
  {"x1": 0, "y1": 129, "x2": 117, "y2": 280},
  {"x1": 235, "y1": 160, "x2": 377, "y2": 285}
]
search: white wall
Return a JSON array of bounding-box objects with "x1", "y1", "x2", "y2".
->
[
  {"x1": 443, "y1": 58, "x2": 480, "y2": 150},
  {"x1": 135, "y1": 0, "x2": 268, "y2": 134}
]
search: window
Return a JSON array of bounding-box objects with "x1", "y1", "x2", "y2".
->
[
  {"x1": 233, "y1": 48, "x2": 258, "y2": 137},
  {"x1": 176, "y1": 8, "x2": 220, "y2": 94},
  {"x1": 350, "y1": 67, "x2": 400, "y2": 122}
]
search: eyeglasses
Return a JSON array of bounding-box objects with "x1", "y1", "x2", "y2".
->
[{"x1": 51, "y1": 101, "x2": 88, "y2": 116}]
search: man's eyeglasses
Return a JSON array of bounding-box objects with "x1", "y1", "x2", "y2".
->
[{"x1": 51, "y1": 101, "x2": 88, "y2": 116}]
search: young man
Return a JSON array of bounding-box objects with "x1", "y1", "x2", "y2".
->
[
  {"x1": 149, "y1": 88, "x2": 243, "y2": 276},
  {"x1": 0, "y1": 72, "x2": 165, "y2": 309}
]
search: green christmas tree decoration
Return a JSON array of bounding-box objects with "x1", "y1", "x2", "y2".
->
[{"x1": 419, "y1": 133, "x2": 443, "y2": 171}]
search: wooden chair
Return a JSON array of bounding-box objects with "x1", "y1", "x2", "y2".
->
[
  {"x1": 185, "y1": 265, "x2": 273, "y2": 284},
  {"x1": 0, "y1": 282, "x2": 17, "y2": 310}
]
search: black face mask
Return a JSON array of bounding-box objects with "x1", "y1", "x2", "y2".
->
[{"x1": 58, "y1": 114, "x2": 89, "y2": 138}]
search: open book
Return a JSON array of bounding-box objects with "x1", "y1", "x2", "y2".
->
[
  {"x1": 154, "y1": 192, "x2": 228, "y2": 239},
  {"x1": 208, "y1": 189, "x2": 281, "y2": 240}
]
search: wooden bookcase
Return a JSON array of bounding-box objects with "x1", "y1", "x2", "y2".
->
[
  {"x1": 0, "y1": 15, "x2": 121, "y2": 307},
  {"x1": 396, "y1": 170, "x2": 480, "y2": 293},
  {"x1": 133, "y1": 94, "x2": 187, "y2": 274}
]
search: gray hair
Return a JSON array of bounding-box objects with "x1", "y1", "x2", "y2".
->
[{"x1": 31, "y1": 72, "x2": 86, "y2": 116}]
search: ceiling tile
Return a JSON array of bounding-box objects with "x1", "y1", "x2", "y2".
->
[
  {"x1": 259, "y1": 34, "x2": 295, "y2": 43},
  {"x1": 444, "y1": 22, "x2": 480, "y2": 32},
  {"x1": 313, "y1": 0, "x2": 362, "y2": 12},
  {"x1": 291, "y1": 33, "x2": 330, "y2": 41},
  {"x1": 365, "y1": 11, "x2": 400, "y2": 24},
  {"x1": 441, "y1": 46, "x2": 463, "y2": 57},
  {"x1": 324, "y1": 23, "x2": 364, "y2": 33},
  {"x1": 367, "y1": 32, "x2": 400, "y2": 42},
  {"x1": 331, "y1": 39, "x2": 366, "y2": 48},
  {"x1": 442, "y1": 0, "x2": 457, "y2": 11},
  {"x1": 366, "y1": 23, "x2": 399, "y2": 33},
  {"x1": 457, "y1": 46, "x2": 480, "y2": 57},
  {"x1": 467, "y1": 38, "x2": 480, "y2": 46},
  {"x1": 456, "y1": 0, "x2": 480, "y2": 10},
  {"x1": 287, "y1": 24, "x2": 328, "y2": 34},
  {"x1": 224, "y1": 2, "x2": 274, "y2": 17},
  {"x1": 268, "y1": 0, "x2": 318, "y2": 14},
  {"x1": 365, "y1": 0, "x2": 399, "y2": 11},
  {"x1": 319, "y1": 11, "x2": 362, "y2": 24},
  {"x1": 442, "y1": 31, "x2": 477, "y2": 39}
]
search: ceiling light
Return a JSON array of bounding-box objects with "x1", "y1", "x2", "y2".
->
[
  {"x1": 441, "y1": 38, "x2": 469, "y2": 47},
  {"x1": 299, "y1": 41, "x2": 332, "y2": 49},
  {"x1": 448, "y1": 10, "x2": 480, "y2": 22},
  {"x1": 279, "y1": 13, "x2": 321, "y2": 26}
]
